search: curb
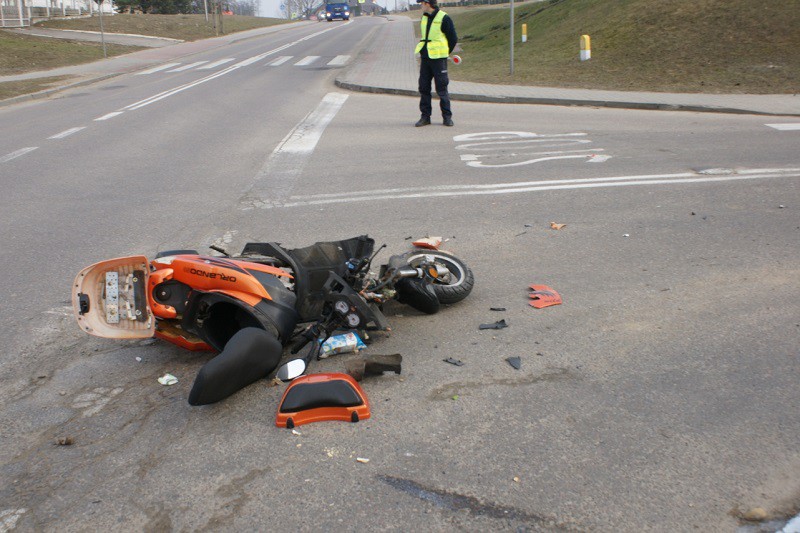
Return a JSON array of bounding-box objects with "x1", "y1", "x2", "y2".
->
[
  {"x1": 0, "y1": 73, "x2": 123, "y2": 108},
  {"x1": 334, "y1": 79, "x2": 800, "y2": 117}
]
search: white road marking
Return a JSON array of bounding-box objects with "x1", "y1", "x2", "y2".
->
[
  {"x1": 766, "y1": 123, "x2": 800, "y2": 131},
  {"x1": 268, "y1": 56, "x2": 292, "y2": 66},
  {"x1": 0, "y1": 147, "x2": 38, "y2": 163},
  {"x1": 167, "y1": 61, "x2": 208, "y2": 72},
  {"x1": 295, "y1": 56, "x2": 320, "y2": 66},
  {"x1": 0, "y1": 509, "x2": 27, "y2": 531},
  {"x1": 122, "y1": 25, "x2": 341, "y2": 110},
  {"x1": 241, "y1": 92, "x2": 349, "y2": 209},
  {"x1": 135, "y1": 63, "x2": 181, "y2": 75},
  {"x1": 327, "y1": 55, "x2": 350, "y2": 66},
  {"x1": 197, "y1": 58, "x2": 235, "y2": 70},
  {"x1": 273, "y1": 168, "x2": 800, "y2": 208},
  {"x1": 94, "y1": 111, "x2": 124, "y2": 121},
  {"x1": 48, "y1": 127, "x2": 86, "y2": 139}
]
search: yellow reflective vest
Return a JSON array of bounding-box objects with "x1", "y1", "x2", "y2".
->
[{"x1": 415, "y1": 10, "x2": 449, "y2": 59}]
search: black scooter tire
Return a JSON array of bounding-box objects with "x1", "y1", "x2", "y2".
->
[{"x1": 400, "y1": 249, "x2": 474, "y2": 305}]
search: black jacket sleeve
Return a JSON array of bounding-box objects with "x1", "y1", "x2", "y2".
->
[{"x1": 442, "y1": 14, "x2": 458, "y2": 54}]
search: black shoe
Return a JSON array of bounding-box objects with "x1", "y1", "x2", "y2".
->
[
  {"x1": 415, "y1": 116, "x2": 431, "y2": 127},
  {"x1": 443, "y1": 117, "x2": 454, "y2": 127}
]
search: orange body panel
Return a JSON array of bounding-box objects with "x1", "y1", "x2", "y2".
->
[
  {"x1": 411, "y1": 236, "x2": 442, "y2": 250},
  {"x1": 276, "y1": 373, "x2": 371, "y2": 428},
  {"x1": 148, "y1": 268, "x2": 177, "y2": 318},
  {"x1": 528, "y1": 284, "x2": 562, "y2": 308}
]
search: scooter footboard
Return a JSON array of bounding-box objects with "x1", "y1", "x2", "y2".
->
[{"x1": 72, "y1": 256, "x2": 155, "y2": 339}]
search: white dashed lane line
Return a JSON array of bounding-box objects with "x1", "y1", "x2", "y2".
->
[
  {"x1": 135, "y1": 63, "x2": 181, "y2": 75},
  {"x1": 197, "y1": 58, "x2": 235, "y2": 70},
  {"x1": 0, "y1": 147, "x2": 38, "y2": 163},
  {"x1": 48, "y1": 127, "x2": 86, "y2": 139},
  {"x1": 295, "y1": 56, "x2": 320, "y2": 66},
  {"x1": 95, "y1": 112, "x2": 124, "y2": 121}
]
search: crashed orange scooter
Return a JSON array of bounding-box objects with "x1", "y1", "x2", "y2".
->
[{"x1": 72, "y1": 236, "x2": 474, "y2": 405}]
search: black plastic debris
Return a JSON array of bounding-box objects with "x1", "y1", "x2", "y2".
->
[
  {"x1": 443, "y1": 357, "x2": 464, "y2": 366},
  {"x1": 479, "y1": 319, "x2": 508, "y2": 330},
  {"x1": 490, "y1": 307, "x2": 507, "y2": 312},
  {"x1": 506, "y1": 357, "x2": 521, "y2": 370},
  {"x1": 345, "y1": 354, "x2": 402, "y2": 382}
]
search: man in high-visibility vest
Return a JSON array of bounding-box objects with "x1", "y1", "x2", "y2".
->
[{"x1": 415, "y1": 0, "x2": 458, "y2": 127}]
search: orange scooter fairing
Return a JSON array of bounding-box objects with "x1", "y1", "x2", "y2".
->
[
  {"x1": 276, "y1": 373, "x2": 371, "y2": 429},
  {"x1": 528, "y1": 284, "x2": 562, "y2": 308}
]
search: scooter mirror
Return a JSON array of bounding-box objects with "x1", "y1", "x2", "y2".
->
[{"x1": 276, "y1": 359, "x2": 307, "y2": 382}]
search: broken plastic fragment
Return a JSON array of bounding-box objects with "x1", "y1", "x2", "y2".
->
[
  {"x1": 490, "y1": 307, "x2": 506, "y2": 312},
  {"x1": 549, "y1": 222, "x2": 566, "y2": 230},
  {"x1": 528, "y1": 285, "x2": 562, "y2": 309},
  {"x1": 291, "y1": 429, "x2": 302, "y2": 436},
  {"x1": 356, "y1": 457, "x2": 370, "y2": 464},
  {"x1": 158, "y1": 373, "x2": 178, "y2": 386},
  {"x1": 506, "y1": 357, "x2": 521, "y2": 370},
  {"x1": 479, "y1": 319, "x2": 508, "y2": 330},
  {"x1": 443, "y1": 357, "x2": 464, "y2": 366},
  {"x1": 411, "y1": 236, "x2": 443, "y2": 250}
]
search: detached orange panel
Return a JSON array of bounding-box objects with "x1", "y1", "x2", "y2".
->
[
  {"x1": 276, "y1": 373, "x2": 371, "y2": 429},
  {"x1": 528, "y1": 285, "x2": 562, "y2": 308},
  {"x1": 411, "y1": 236, "x2": 442, "y2": 250}
]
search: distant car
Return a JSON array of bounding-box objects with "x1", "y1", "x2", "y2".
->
[{"x1": 325, "y1": 3, "x2": 350, "y2": 21}]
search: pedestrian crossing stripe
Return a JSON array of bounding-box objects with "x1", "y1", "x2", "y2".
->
[
  {"x1": 268, "y1": 56, "x2": 293, "y2": 66},
  {"x1": 135, "y1": 55, "x2": 352, "y2": 75},
  {"x1": 766, "y1": 123, "x2": 800, "y2": 131},
  {"x1": 197, "y1": 58, "x2": 236, "y2": 70},
  {"x1": 295, "y1": 56, "x2": 320, "y2": 66}
]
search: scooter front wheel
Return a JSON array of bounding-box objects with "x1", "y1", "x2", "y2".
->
[{"x1": 400, "y1": 249, "x2": 474, "y2": 305}]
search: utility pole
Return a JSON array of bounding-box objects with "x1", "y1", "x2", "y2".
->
[{"x1": 509, "y1": 0, "x2": 514, "y2": 75}]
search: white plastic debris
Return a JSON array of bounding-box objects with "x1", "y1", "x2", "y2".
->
[
  {"x1": 135, "y1": 357, "x2": 142, "y2": 362},
  {"x1": 157, "y1": 373, "x2": 178, "y2": 386},
  {"x1": 356, "y1": 457, "x2": 370, "y2": 464},
  {"x1": 291, "y1": 429, "x2": 302, "y2": 436}
]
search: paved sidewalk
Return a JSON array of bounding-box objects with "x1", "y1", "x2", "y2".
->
[
  {"x1": 336, "y1": 16, "x2": 800, "y2": 117},
  {"x1": 2, "y1": 16, "x2": 799, "y2": 116}
]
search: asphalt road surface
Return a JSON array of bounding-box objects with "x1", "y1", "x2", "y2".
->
[{"x1": 1, "y1": 16, "x2": 799, "y2": 532}]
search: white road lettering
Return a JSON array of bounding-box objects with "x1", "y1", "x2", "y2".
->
[
  {"x1": 1, "y1": 147, "x2": 38, "y2": 163},
  {"x1": 48, "y1": 127, "x2": 86, "y2": 139},
  {"x1": 241, "y1": 92, "x2": 349, "y2": 209}
]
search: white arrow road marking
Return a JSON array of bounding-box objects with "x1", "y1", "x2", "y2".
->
[
  {"x1": 94, "y1": 112, "x2": 124, "y2": 121},
  {"x1": 197, "y1": 58, "x2": 235, "y2": 70},
  {"x1": 766, "y1": 123, "x2": 800, "y2": 131},
  {"x1": 295, "y1": 56, "x2": 320, "y2": 66},
  {"x1": 269, "y1": 168, "x2": 800, "y2": 208},
  {"x1": 48, "y1": 127, "x2": 86, "y2": 139},
  {"x1": 167, "y1": 61, "x2": 208, "y2": 72},
  {"x1": 135, "y1": 63, "x2": 181, "y2": 75},
  {"x1": 240, "y1": 92, "x2": 349, "y2": 209},
  {"x1": 268, "y1": 56, "x2": 293, "y2": 66},
  {"x1": 1, "y1": 147, "x2": 38, "y2": 163}
]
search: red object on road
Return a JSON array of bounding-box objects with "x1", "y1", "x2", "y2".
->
[{"x1": 528, "y1": 285, "x2": 562, "y2": 308}]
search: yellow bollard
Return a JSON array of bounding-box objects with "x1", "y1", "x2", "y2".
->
[
  {"x1": 580, "y1": 34, "x2": 591, "y2": 61},
  {"x1": 522, "y1": 23, "x2": 527, "y2": 43}
]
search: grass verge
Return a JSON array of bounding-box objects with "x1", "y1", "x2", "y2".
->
[
  {"x1": 0, "y1": 75, "x2": 77, "y2": 100},
  {"x1": 449, "y1": 0, "x2": 800, "y2": 93},
  {"x1": 0, "y1": 30, "x2": 143, "y2": 75},
  {"x1": 37, "y1": 14, "x2": 289, "y2": 41}
]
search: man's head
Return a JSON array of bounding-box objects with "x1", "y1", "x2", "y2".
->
[{"x1": 418, "y1": 0, "x2": 436, "y2": 13}]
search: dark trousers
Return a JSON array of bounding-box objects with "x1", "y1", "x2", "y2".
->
[{"x1": 418, "y1": 57, "x2": 452, "y2": 119}]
